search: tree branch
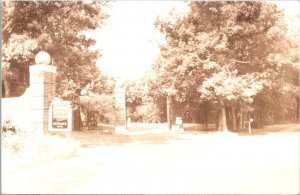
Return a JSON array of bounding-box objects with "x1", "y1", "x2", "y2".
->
[{"x1": 233, "y1": 60, "x2": 250, "y2": 64}]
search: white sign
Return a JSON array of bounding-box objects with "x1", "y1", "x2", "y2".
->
[
  {"x1": 176, "y1": 117, "x2": 183, "y2": 125},
  {"x1": 49, "y1": 100, "x2": 72, "y2": 132}
]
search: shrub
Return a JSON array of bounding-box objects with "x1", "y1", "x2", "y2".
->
[
  {"x1": 134, "y1": 101, "x2": 162, "y2": 123},
  {"x1": 79, "y1": 93, "x2": 117, "y2": 124},
  {"x1": 2, "y1": 120, "x2": 79, "y2": 168},
  {"x1": 2, "y1": 119, "x2": 23, "y2": 155},
  {"x1": 2, "y1": 119, "x2": 17, "y2": 133}
]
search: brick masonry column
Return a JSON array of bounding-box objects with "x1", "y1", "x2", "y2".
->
[{"x1": 28, "y1": 52, "x2": 56, "y2": 134}]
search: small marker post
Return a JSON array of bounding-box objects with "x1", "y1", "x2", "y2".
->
[{"x1": 248, "y1": 118, "x2": 253, "y2": 135}]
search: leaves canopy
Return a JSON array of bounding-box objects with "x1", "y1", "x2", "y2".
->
[
  {"x1": 152, "y1": 1, "x2": 299, "y2": 125},
  {"x1": 2, "y1": 0, "x2": 111, "y2": 100}
]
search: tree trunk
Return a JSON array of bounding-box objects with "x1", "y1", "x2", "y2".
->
[
  {"x1": 167, "y1": 96, "x2": 172, "y2": 130},
  {"x1": 231, "y1": 106, "x2": 236, "y2": 131},
  {"x1": 242, "y1": 112, "x2": 246, "y2": 130},
  {"x1": 4, "y1": 81, "x2": 12, "y2": 97},
  {"x1": 73, "y1": 110, "x2": 82, "y2": 131},
  {"x1": 218, "y1": 98, "x2": 228, "y2": 132},
  {"x1": 204, "y1": 109, "x2": 208, "y2": 129},
  {"x1": 2, "y1": 79, "x2": 5, "y2": 98},
  {"x1": 191, "y1": 110, "x2": 197, "y2": 123},
  {"x1": 239, "y1": 112, "x2": 247, "y2": 131},
  {"x1": 215, "y1": 112, "x2": 219, "y2": 131},
  {"x1": 238, "y1": 111, "x2": 243, "y2": 130}
]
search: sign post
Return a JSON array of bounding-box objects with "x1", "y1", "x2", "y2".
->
[
  {"x1": 176, "y1": 117, "x2": 183, "y2": 128},
  {"x1": 248, "y1": 118, "x2": 253, "y2": 135},
  {"x1": 174, "y1": 116, "x2": 184, "y2": 132}
]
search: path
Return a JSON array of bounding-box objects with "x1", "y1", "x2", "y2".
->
[{"x1": 2, "y1": 126, "x2": 299, "y2": 194}]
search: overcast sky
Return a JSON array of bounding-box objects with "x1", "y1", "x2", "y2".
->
[{"x1": 93, "y1": 1, "x2": 299, "y2": 80}]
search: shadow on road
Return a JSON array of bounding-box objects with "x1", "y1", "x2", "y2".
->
[
  {"x1": 235, "y1": 124, "x2": 300, "y2": 136},
  {"x1": 70, "y1": 130, "x2": 192, "y2": 148},
  {"x1": 65, "y1": 124, "x2": 299, "y2": 148}
]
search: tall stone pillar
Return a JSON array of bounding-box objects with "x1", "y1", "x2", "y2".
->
[
  {"x1": 114, "y1": 78, "x2": 127, "y2": 134},
  {"x1": 28, "y1": 51, "x2": 56, "y2": 134}
]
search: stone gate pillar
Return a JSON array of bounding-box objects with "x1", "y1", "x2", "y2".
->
[
  {"x1": 114, "y1": 78, "x2": 127, "y2": 134},
  {"x1": 27, "y1": 51, "x2": 56, "y2": 134}
]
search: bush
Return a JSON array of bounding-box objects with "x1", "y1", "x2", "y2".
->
[
  {"x1": 2, "y1": 119, "x2": 25, "y2": 155},
  {"x1": 2, "y1": 120, "x2": 79, "y2": 167},
  {"x1": 79, "y1": 93, "x2": 117, "y2": 124},
  {"x1": 2, "y1": 119, "x2": 17, "y2": 133},
  {"x1": 134, "y1": 101, "x2": 162, "y2": 123}
]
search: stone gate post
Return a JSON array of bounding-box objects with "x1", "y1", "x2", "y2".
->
[
  {"x1": 27, "y1": 51, "x2": 56, "y2": 134},
  {"x1": 114, "y1": 78, "x2": 127, "y2": 134},
  {"x1": 114, "y1": 87, "x2": 127, "y2": 133}
]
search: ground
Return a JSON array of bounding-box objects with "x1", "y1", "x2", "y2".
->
[{"x1": 2, "y1": 124, "x2": 299, "y2": 194}]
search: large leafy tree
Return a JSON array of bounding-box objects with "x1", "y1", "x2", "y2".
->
[
  {"x1": 2, "y1": 0, "x2": 109, "y2": 101},
  {"x1": 153, "y1": 2, "x2": 299, "y2": 131}
]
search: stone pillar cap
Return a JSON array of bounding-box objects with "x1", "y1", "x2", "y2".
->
[{"x1": 35, "y1": 51, "x2": 51, "y2": 65}]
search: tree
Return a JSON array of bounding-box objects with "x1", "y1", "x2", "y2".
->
[
  {"x1": 124, "y1": 78, "x2": 147, "y2": 121},
  {"x1": 2, "y1": 1, "x2": 109, "y2": 100},
  {"x1": 125, "y1": 72, "x2": 164, "y2": 123},
  {"x1": 79, "y1": 72, "x2": 116, "y2": 125},
  {"x1": 251, "y1": 12, "x2": 300, "y2": 127},
  {"x1": 2, "y1": 1, "x2": 116, "y2": 128},
  {"x1": 154, "y1": 2, "x2": 299, "y2": 131}
]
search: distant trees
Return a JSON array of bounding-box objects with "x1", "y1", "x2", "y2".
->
[
  {"x1": 149, "y1": 1, "x2": 299, "y2": 130},
  {"x1": 124, "y1": 72, "x2": 164, "y2": 123},
  {"x1": 78, "y1": 72, "x2": 116, "y2": 125}
]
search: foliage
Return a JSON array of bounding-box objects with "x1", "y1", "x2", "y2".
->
[
  {"x1": 2, "y1": 1, "x2": 109, "y2": 101},
  {"x1": 125, "y1": 72, "x2": 164, "y2": 123},
  {"x1": 77, "y1": 73, "x2": 116, "y2": 124},
  {"x1": 2, "y1": 120, "x2": 19, "y2": 154},
  {"x1": 2, "y1": 119, "x2": 17, "y2": 134},
  {"x1": 79, "y1": 93, "x2": 116, "y2": 124},
  {"x1": 153, "y1": 1, "x2": 299, "y2": 129},
  {"x1": 124, "y1": 77, "x2": 148, "y2": 121},
  {"x1": 200, "y1": 69, "x2": 265, "y2": 103},
  {"x1": 134, "y1": 100, "x2": 163, "y2": 123},
  {"x1": 2, "y1": 119, "x2": 79, "y2": 165},
  {"x1": 2, "y1": 1, "x2": 119, "y2": 126}
]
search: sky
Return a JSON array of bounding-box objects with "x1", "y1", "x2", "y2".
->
[
  {"x1": 92, "y1": 1, "x2": 188, "y2": 80},
  {"x1": 92, "y1": 1, "x2": 299, "y2": 80}
]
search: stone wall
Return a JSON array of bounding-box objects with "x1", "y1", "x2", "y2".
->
[
  {"x1": 2, "y1": 97, "x2": 28, "y2": 128},
  {"x1": 2, "y1": 64, "x2": 56, "y2": 134}
]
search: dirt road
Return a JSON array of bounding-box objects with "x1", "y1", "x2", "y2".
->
[{"x1": 2, "y1": 127, "x2": 299, "y2": 194}]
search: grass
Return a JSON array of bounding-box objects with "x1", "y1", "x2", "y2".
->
[{"x1": 2, "y1": 127, "x2": 80, "y2": 172}]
